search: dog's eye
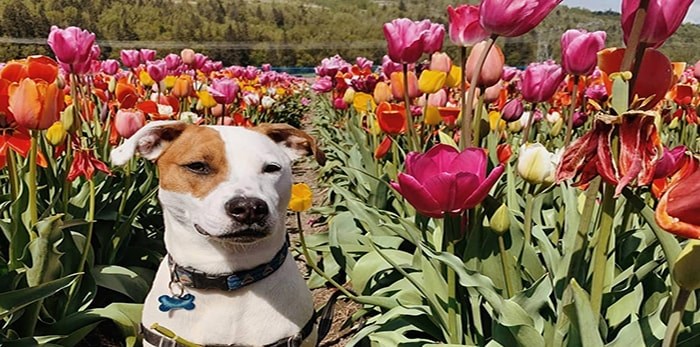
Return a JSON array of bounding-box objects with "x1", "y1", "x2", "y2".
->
[
  {"x1": 183, "y1": 161, "x2": 211, "y2": 175},
  {"x1": 263, "y1": 163, "x2": 282, "y2": 174}
]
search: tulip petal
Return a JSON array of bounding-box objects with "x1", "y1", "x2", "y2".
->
[
  {"x1": 462, "y1": 164, "x2": 505, "y2": 209},
  {"x1": 449, "y1": 147, "x2": 486, "y2": 180},
  {"x1": 395, "y1": 173, "x2": 443, "y2": 217},
  {"x1": 666, "y1": 167, "x2": 700, "y2": 226}
]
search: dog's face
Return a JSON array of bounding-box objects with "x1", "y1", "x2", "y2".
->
[{"x1": 111, "y1": 121, "x2": 324, "y2": 246}]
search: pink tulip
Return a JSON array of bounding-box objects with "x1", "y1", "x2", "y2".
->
[
  {"x1": 501, "y1": 66, "x2": 520, "y2": 82},
  {"x1": 622, "y1": 0, "x2": 693, "y2": 48},
  {"x1": 483, "y1": 81, "x2": 503, "y2": 103},
  {"x1": 585, "y1": 84, "x2": 608, "y2": 102},
  {"x1": 146, "y1": 60, "x2": 168, "y2": 83},
  {"x1": 381, "y1": 55, "x2": 404, "y2": 79},
  {"x1": 448, "y1": 5, "x2": 490, "y2": 46},
  {"x1": 430, "y1": 52, "x2": 452, "y2": 73},
  {"x1": 120, "y1": 49, "x2": 141, "y2": 69},
  {"x1": 480, "y1": 0, "x2": 561, "y2": 37},
  {"x1": 561, "y1": 29, "x2": 607, "y2": 76},
  {"x1": 333, "y1": 98, "x2": 348, "y2": 110},
  {"x1": 356, "y1": 57, "x2": 373, "y2": 71},
  {"x1": 208, "y1": 78, "x2": 240, "y2": 105},
  {"x1": 521, "y1": 61, "x2": 565, "y2": 103},
  {"x1": 501, "y1": 98, "x2": 524, "y2": 121},
  {"x1": 115, "y1": 109, "x2": 146, "y2": 138},
  {"x1": 193, "y1": 53, "x2": 209, "y2": 70},
  {"x1": 428, "y1": 89, "x2": 448, "y2": 107},
  {"x1": 694, "y1": 60, "x2": 700, "y2": 79},
  {"x1": 315, "y1": 55, "x2": 350, "y2": 77},
  {"x1": 383, "y1": 18, "x2": 437, "y2": 64},
  {"x1": 181, "y1": 49, "x2": 196, "y2": 65},
  {"x1": 261, "y1": 63, "x2": 272, "y2": 72},
  {"x1": 311, "y1": 76, "x2": 333, "y2": 93},
  {"x1": 47, "y1": 26, "x2": 96, "y2": 68},
  {"x1": 164, "y1": 53, "x2": 182, "y2": 70},
  {"x1": 466, "y1": 41, "x2": 505, "y2": 88},
  {"x1": 423, "y1": 22, "x2": 446, "y2": 55},
  {"x1": 139, "y1": 49, "x2": 157, "y2": 62},
  {"x1": 391, "y1": 144, "x2": 505, "y2": 218},
  {"x1": 101, "y1": 59, "x2": 120, "y2": 75}
]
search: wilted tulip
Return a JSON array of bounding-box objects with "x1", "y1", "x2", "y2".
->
[
  {"x1": 653, "y1": 146, "x2": 687, "y2": 180},
  {"x1": 622, "y1": 0, "x2": 693, "y2": 48},
  {"x1": 561, "y1": 29, "x2": 607, "y2": 76},
  {"x1": 518, "y1": 142, "x2": 558, "y2": 185},
  {"x1": 120, "y1": 49, "x2": 141, "y2": 69},
  {"x1": 521, "y1": 61, "x2": 565, "y2": 103},
  {"x1": 480, "y1": 0, "x2": 561, "y2": 37},
  {"x1": 447, "y1": 4, "x2": 490, "y2": 46},
  {"x1": 115, "y1": 109, "x2": 146, "y2": 139},
  {"x1": 501, "y1": 99, "x2": 524, "y2": 122},
  {"x1": 466, "y1": 41, "x2": 505, "y2": 88},
  {"x1": 390, "y1": 144, "x2": 505, "y2": 218},
  {"x1": 656, "y1": 162, "x2": 700, "y2": 238},
  {"x1": 47, "y1": 26, "x2": 96, "y2": 69}
]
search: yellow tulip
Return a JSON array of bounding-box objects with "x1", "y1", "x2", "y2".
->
[
  {"x1": 488, "y1": 111, "x2": 505, "y2": 132},
  {"x1": 163, "y1": 75, "x2": 177, "y2": 90},
  {"x1": 197, "y1": 90, "x2": 217, "y2": 108},
  {"x1": 353, "y1": 92, "x2": 376, "y2": 113},
  {"x1": 343, "y1": 88, "x2": 356, "y2": 105},
  {"x1": 373, "y1": 81, "x2": 392, "y2": 104},
  {"x1": 424, "y1": 105, "x2": 442, "y2": 125},
  {"x1": 289, "y1": 183, "x2": 313, "y2": 212},
  {"x1": 445, "y1": 65, "x2": 462, "y2": 88},
  {"x1": 673, "y1": 240, "x2": 700, "y2": 291},
  {"x1": 45, "y1": 121, "x2": 67, "y2": 146},
  {"x1": 139, "y1": 70, "x2": 154, "y2": 87},
  {"x1": 418, "y1": 70, "x2": 447, "y2": 94}
]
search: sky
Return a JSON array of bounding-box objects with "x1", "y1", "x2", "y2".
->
[{"x1": 561, "y1": 0, "x2": 700, "y2": 24}]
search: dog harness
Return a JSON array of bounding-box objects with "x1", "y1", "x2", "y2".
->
[{"x1": 142, "y1": 237, "x2": 317, "y2": 347}]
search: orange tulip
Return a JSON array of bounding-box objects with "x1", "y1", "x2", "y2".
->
[
  {"x1": 390, "y1": 71, "x2": 420, "y2": 100},
  {"x1": 171, "y1": 75, "x2": 193, "y2": 98},
  {"x1": 8, "y1": 78, "x2": 63, "y2": 130}
]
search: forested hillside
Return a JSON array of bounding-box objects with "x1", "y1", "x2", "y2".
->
[{"x1": 1, "y1": 0, "x2": 699, "y2": 67}]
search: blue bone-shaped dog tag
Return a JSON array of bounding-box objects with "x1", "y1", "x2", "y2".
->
[{"x1": 158, "y1": 293, "x2": 195, "y2": 312}]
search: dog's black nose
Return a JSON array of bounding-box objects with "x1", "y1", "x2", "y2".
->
[{"x1": 225, "y1": 197, "x2": 269, "y2": 225}]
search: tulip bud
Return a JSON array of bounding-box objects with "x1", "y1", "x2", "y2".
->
[
  {"x1": 508, "y1": 120, "x2": 523, "y2": 133},
  {"x1": 673, "y1": 240, "x2": 700, "y2": 291},
  {"x1": 108, "y1": 77, "x2": 117, "y2": 94},
  {"x1": 550, "y1": 117, "x2": 564, "y2": 137},
  {"x1": 490, "y1": 203, "x2": 511, "y2": 236},
  {"x1": 501, "y1": 99, "x2": 524, "y2": 122},
  {"x1": 61, "y1": 104, "x2": 78, "y2": 132},
  {"x1": 56, "y1": 74, "x2": 66, "y2": 90},
  {"x1": 45, "y1": 121, "x2": 67, "y2": 146},
  {"x1": 373, "y1": 81, "x2": 392, "y2": 103},
  {"x1": 517, "y1": 143, "x2": 556, "y2": 185},
  {"x1": 343, "y1": 88, "x2": 356, "y2": 105},
  {"x1": 488, "y1": 111, "x2": 505, "y2": 132}
]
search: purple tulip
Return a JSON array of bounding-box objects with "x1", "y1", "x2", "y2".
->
[
  {"x1": 521, "y1": 61, "x2": 565, "y2": 103},
  {"x1": 584, "y1": 84, "x2": 608, "y2": 102},
  {"x1": 480, "y1": 0, "x2": 561, "y2": 37},
  {"x1": 561, "y1": 29, "x2": 606, "y2": 76},
  {"x1": 243, "y1": 66, "x2": 259, "y2": 80},
  {"x1": 356, "y1": 57, "x2": 374, "y2": 71},
  {"x1": 261, "y1": 63, "x2": 272, "y2": 72},
  {"x1": 47, "y1": 26, "x2": 96, "y2": 69},
  {"x1": 448, "y1": 5, "x2": 490, "y2": 46},
  {"x1": 502, "y1": 99, "x2": 524, "y2": 121},
  {"x1": 120, "y1": 49, "x2": 141, "y2": 69},
  {"x1": 423, "y1": 22, "x2": 446, "y2": 54},
  {"x1": 146, "y1": 60, "x2": 168, "y2": 83},
  {"x1": 381, "y1": 55, "x2": 403, "y2": 79},
  {"x1": 391, "y1": 144, "x2": 504, "y2": 218},
  {"x1": 208, "y1": 78, "x2": 240, "y2": 105},
  {"x1": 572, "y1": 111, "x2": 588, "y2": 128},
  {"x1": 101, "y1": 59, "x2": 120, "y2": 75},
  {"x1": 315, "y1": 55, "x2": 350, "y2": 77},
  {"x1": 139, "y1": 49, "x2": 157, "y2": 62}
]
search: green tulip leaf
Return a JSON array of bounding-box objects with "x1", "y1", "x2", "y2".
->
[{"x1": 0, "y1": 273, "x2": 80, "y2": 319}]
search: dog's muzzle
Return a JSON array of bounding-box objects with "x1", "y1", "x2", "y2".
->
[{"x1": 225, "y1": 197, "x2": 269, "y2": 225}]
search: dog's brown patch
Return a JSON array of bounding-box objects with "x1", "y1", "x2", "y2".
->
[
  {"x1": 253, "y1": 123, "x2": 326, "y2": 166},
  {"x1": 157, "y1": 126, "x2": 228, "y2": 198}
]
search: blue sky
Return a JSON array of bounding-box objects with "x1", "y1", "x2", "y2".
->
[{"x1": 562, "y1": 0, "x2": 700, "y2": 24}]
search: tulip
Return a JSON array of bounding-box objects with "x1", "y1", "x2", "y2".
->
[
  {"x1": 381, "y1": 55, "x2": 403, "y2": 79},
  {"x1": 653, "y1": 146, "x2": 687, "y2": 180},
  {"x1": 197, "y1": 90, "x2": 217, "y2": 108},
  {"x1": 146, "y1": 60, "x2": 168, "y2": 83},
  {"x1": 483, "y1": 81, "x2": 503, "y2": 104},
  {"x1": 68, "y1": 149, "x2": 111, "y2": 182},
  {"x1": 374, "y1": 136, "x2": 393, "y2": 159},
  {"x1": 694, "y1": 60, "x2": 700, "y2": 80},
  {"x1": 561, "y1": 29, "x2": 607, "y2": 76},
  {"x1": 488, "y1": 111, "x2": 506, "y2": 132},
  {"x1": 311, "y1": 76, "x2": 333, "y2": 93},
  {"x1": 376, "y1": 102, "x2": 406, "y2": 135},
  {"x1": 480, "y1": 0, "x2": 561, "y2": 37},
  {"x1": 101, "y1": 59, "x2": 120, "y2": 75},
  {"x1": 497, "y1": 143, "x2": 513, "y2": 164},
  {"x1": 621, "y1": 0, "x2": 693, "y2": 49},
  {"x1": 521, "y1": 61, "x2": 565, "y2": 103},
  {"x1": 423, "y1": 22, "x2": 446, "y2": 55},
  {"x1": 383, "y1": 18, "x2": 438, "y2": 64},
  {"x1": 120, "y1": 49, "x2": 141, "y2": 69},
  {"x1": 353, "y1": 92, "x2": 376, "y2": 113},
  {"x1": 501, "y1": 66, "x2": 520, "y2": 82},
  {"x1": 518, "y1": 142, "x2": 557, "y2": 185},
  {"x1": 390, "y1": 71, "x2": 420, "y2": 99},
  {"x1": 673, "y1": 240, "x2": 700, "y2": 291},
  {"x1": 430, "y1": 52, "x2": 452, "y2": 73},
  {"x1": 656, "y1": 164, "x2": 700, "y2": 238},
  {"x1": 208, "y1": 79, "x2": 240, "y2": 105},
  {"x1": 465, "y1": 41, "x2": 505, "y2": 88},
  {"x1": 333, "y1": 98, "x2": 348, "y2": 110},
  {"x1": 584, "y1": 84, "x2": 608, "y2": 102},
  {"x1": 390, "y1": 144, "x2": 505, "y2": 218},
  {"x1": 289, "y1": 183, "x2": 313, "y2": 212},
  {"x1": 438, "y1": 107, "x2": 460, "y2": 126},
  {"x1": 342, "y1": 88, "x2": 356, "y2": 105},
  {"x1": 447, "y1": 4, "x2": 490, "y2": 46},
  {"x1": 490, "y1": 203, "x2": 511, "y2": 235},
  {"x1": 501, "y1": 99, "x2": 524, "y2": 122},
  {"x1": 192, "y1": 53, "x2": 209, "y2": 70},
  {"x1": 139, "y1": 49, "x2": 157, "y2": 63},
  {"x1": 315, "y1": 55, "x2": 350, "y2": 77},
  {"x1": 445, "y1": 65, "x2": 462, "y2": 88},
  {"x1": 572, "y1": 111, "x2": 588, "y2": 128},
  {"x1": 164, "y1": 53, "x2": 182, "y2": 70},
  {"x1": 8, "y1": 78, "x2": 63, "y2": 130},
  {"x1": 47, "y1": 26, "x2": 96, "y2": 68},
  {"x1": 418, "y1": 70, "x2": 447, "y2": 94},
  {"x1": 171, "y1": 75, "x2": 193, "y2": 98},
  {"x1": 139, "y1": 70, "x2": 154, "y2": 87},
  {"x1": 261, "y1": 95, "x2": 275, "y2": 109},
  {"x1": 373, "y1": 81, "x2": 392, "y2": 103},
  {"x1": 45, "y1": 121, "x2": 67, "y2": 146},
  {"x1": 115, "y1": 109, "x2": 146, "y2": 139}
]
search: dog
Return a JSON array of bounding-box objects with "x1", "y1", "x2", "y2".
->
[{"x1": 111, "y1": 121, "x2": 325, "y2": 347}]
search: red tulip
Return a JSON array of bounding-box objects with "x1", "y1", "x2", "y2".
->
[
  {"x1": 480, "y1": 0, "x2": 561, "y2": 37},
  {"x1": 520, "y1": 61, "x2": 565, "y2": 103},
  {"x1": 68, "y1": 148, "x2": 111, "y2": 182},
  {"x1": 448, "y1": 5, "x2": 489, "y2": 46},
  {"x1": 622, "y1": 0, "x2": 693, "y2": 48},
  {"x1": 391, "y1": 144, "x2": 504, "y2": 218},
  {"x1": 47, "y1": 26, "x2": 96, "y2": 69},
  {"x1": 561, "y1": 29, "x2": 607, "y2": 76},
  {"x1": 656, "y1": 158, "x2": 700, "y2": 239},
  {"x1": 376, "y1": 102, "x2": 406, "y2": 135},
  {"x1": 465, "y1": 41, "x2": 505, "y2": 88}
]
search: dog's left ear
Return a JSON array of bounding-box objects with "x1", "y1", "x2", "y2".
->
[{"x1": 254, "y1": 123, "x2": 326, "y2": 166}]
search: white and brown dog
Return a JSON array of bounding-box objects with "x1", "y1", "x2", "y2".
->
[{"x1": 111, "y1": 121, "x2": 325, "y2": 347}]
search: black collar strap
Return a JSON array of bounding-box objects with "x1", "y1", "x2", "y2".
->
[{"x1": 168, "y1": 237, "x2": 289, "y2": 291}]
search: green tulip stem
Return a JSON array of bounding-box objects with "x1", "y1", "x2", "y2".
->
[
  {"x1": 564, "y1": 75, "x2": 580, "y2": 146},
  {"x1": 444, "y1": 214, "x2": 461, "y2": 344},
  {"x1": 461, "y1": 35, "x2": 497, "y2": 150},
  {"x1": 523, "y1": 184, "x2": 535, "y2": 246},
  {"x1": 522, "y1": 103, "x2": 537, "y2": 145},
  {"x1": 7, "y1": 149, "x2": 18, "y2": 202},
  {"x1": 118, "y1": 157, "x2": 133, "y2": 219},
  {"x1": 662, "y1": 288, "x2": 691, "y2": 347},
  {"x1": 402, "y1": 63, "x2": 418, "y2": 152},
  {"x1": 63, "y1": 178, "x2": 96, "y2": 318},
  {"x1": 590, "y1": 182, "x2": 616, "y2": 315},
  {"x1": 28, "y1": 130, "x2": 39, "y2": 234},
  {"x1": 498, "y1": 235, "x2": 514, "y2": 298},
  {"x1": 472, "y1": 93, "x2": 485, "y2": 147}
]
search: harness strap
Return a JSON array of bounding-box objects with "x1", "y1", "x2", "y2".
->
[{"x1": 140, "y1": 312, "x2": 316, "y2": 347}]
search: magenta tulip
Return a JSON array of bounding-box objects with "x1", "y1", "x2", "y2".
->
[
  {"x1": 381, "y1": 55, "x2": 404, "y2": 79},
  {"x1": 423, "y1": 22, "x2": 446, "y2": 55},
  {"x1": 311, "y1": 76, "x2": 333, "y2": 93},
  {"x1": 101, "y1": 59, "x2": 120, "y2": 75},
  {"x1": 480, "y1": 0, "x2": 561, "y2": 37},
  {"x1": 115, "y1": 109, "x2": 146, "y2": 139},
  {"x1": 164, "y1": 53, "x2": 182, "y2": 70},
  {"x1": 448, "y1": 5, "x2": 490, "y2": 46},
  {"x1": 561, "y1": 29, "x2": 606, "y2": 76},
  {"x1": 383, "y1": 18, "x2": 436, "y2": 64},
  {"x1": 622, "y1": 0, "x2": 693, "y2": 48},
  {"x1": 501, "y1": 98, "x2": 524, "y2": 121},
  {"x1": 391, "y1": 144, "x2": 505, "y2": 218},
  {"x1": 208, "y1": 78, "x2": 240, "y2": 105},
  {"x1": 47, "y1": 26, "x2": 96, "y2": 68},
  {"x1": 193, "y1": 53, "x2": 209, "y2": 70},
  {"x1": 146, "y1": 60, "x2": 168, "y2": 83},
  {"x1": 521, "y1": 61, "x2": 565, "y2": 103},
  {"x1": 501, "y1": 66, "x2": 520, "y2": 82},
  {"x1": 315, "y1": 55, "x2": 350, "y2": 77},
  {"x1": 654, "y1": 146, "x2": 687, "y2": 179},
  {"x1": 120, "y1": 49, "x2": 141, "y2": 69},
  {"x1": 139, "y1": 49, "x2": 157, "y2": 63}
]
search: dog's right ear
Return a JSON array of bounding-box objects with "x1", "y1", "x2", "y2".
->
[{"x1": 110, "y1": 121, "x2": 188, "y2": 165}]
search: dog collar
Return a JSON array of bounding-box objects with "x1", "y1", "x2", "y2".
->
[{"x1": 168, "y1": 236, "x2": 289, "y2": 291}]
